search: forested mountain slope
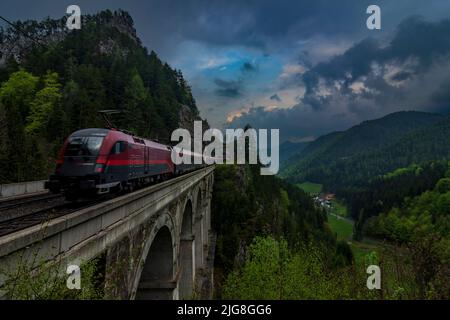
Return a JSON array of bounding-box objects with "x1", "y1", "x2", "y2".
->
[
  {"x1": 279, "y1": 140, "x2": 308, "y2": 168},
  {"x1": 282, "y1": 111, "x2": 448, "y2": 193},
  {"x1": 212, "y1": 164, "x2": 353, "y2": 297}
]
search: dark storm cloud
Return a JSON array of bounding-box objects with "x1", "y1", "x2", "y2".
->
[
  {"x1": 302, "y1": 38, "x2": 380, "y2": 93},
  {"x1": 303, "y1": 17, "x2": 450, "y2": 93},
  {"x1": 241, "y1": 62, "x2": 257, "y2": 73},
  {"x1": 270, "y1": 94, "x2": 282, "y2": 102},
  {"x1": 152, "y1": 0, "x2": 450, "y2": 54},
  {"x1": 229, "y1": 16, "x2": 450, "y2": 141},
  {"x1": 430, "y1": 78, "x2": 450, "y2": 114},
  {"x1": 156, "y1": 0, "x2": 450, "y2": 53},
  {"x1": 211, "y1": 62, "x2": 258, "y2": 99},
  {"x1": 214, "y1": 78, "x2": 243, "y2": 98},
  {"x1": 388, "y1": 17, "x2": 450, "y2": 66},
  {"x1": 143, "y1": 0, "x2": 370, "y2": 51},
  {"x1": 391, "y1": 71, "x2": 412, "y2": 82},
  {"x1": 4, "y1": 0, "x2": 448, "y2": 61},
  {"x1": 298, "y1": 17, "x2": 450, "y2": 111}
]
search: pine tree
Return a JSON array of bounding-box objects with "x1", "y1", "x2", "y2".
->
[{"x1": 123, "y1": 69, "x2": 148, "y2": 135}]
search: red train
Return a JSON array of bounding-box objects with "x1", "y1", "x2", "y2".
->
[{"x1": 45, "y1": 128, "x2": 204, "y2": 200}]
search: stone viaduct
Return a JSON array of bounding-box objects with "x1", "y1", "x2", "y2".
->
[{"x1": 0, "y1": 166, "x2": 215, "y2": 299}]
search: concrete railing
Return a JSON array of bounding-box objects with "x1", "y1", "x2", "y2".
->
[{"x1": 0, "y1": 180, "x2": 47, "y2": 198}]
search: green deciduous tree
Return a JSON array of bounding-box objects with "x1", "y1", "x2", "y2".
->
[
  {"x1": 223, "y1": 236, "x2": 358, "y2": 300},
  {"x1": 0, "y1": 70, "x2": 39, "y2": 181},
  {"x1": 26, "y1": 72, "x2": 63, "y2": 136},
  {"x1": 122, "y1": 69, "x2": 148, "y2": 135}
]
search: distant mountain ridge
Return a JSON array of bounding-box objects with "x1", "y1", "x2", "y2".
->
[
  {"x1": 279, "y1": 141, "x2": 309, "y2": 168},
  {"x1": 281, "y1": 111, "x2": 449, "y2": 193}
]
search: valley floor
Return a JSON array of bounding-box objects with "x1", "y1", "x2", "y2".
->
[{"x1": 324, "y1": 197, "x2": 384, "y2": 266}]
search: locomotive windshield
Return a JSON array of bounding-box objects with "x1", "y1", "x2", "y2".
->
[{"x1": 65, "y1": 136, "x2": 104, "y2": 157}]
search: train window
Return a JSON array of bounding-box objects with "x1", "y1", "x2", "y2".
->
[
  {"x1": 65, "y1": 136, "x2": 104, "y2": 157},
  {"x1": 110, "y1": 141, "x2": 127, "y2": 155}
]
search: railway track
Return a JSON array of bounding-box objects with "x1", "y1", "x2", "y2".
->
[
  {"x1": 0, "y1": 198, "x2": 109, "y2": 237},
  {"x1": 0, "y1": 193, "x2": 63, "y2": 211}
]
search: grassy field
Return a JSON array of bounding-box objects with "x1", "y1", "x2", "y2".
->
[
  {"x1": 327, "y1": 214, "x2": 353, "y2": 241},
  {"x1": 331, "y1": 200, "x2": 349, "y2": 217},
  {"x1": 350, "y1": 239, "x2": 382, "y2": 265},
  {"x1": 327, "y1": 207, "x2": 383, "y2": 267},
  {"x1": 327, "y1": 213, "x2": 380, "y2": 264},
  {"x1": 296, "y1": 182, "x2": 323, "y2": 194},
  {"x1": 325, "y1": 198, "x2": 387, "y2": 269},
  {"x1": 327, "y1": 199, "x2": 351, "y2": 241}
]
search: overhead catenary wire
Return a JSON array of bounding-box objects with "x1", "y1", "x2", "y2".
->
[{"x1": 0, "y1": 15, "x2": 45, "y2": 47}]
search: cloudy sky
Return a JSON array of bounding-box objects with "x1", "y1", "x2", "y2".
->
[{"x1": 2, "y1": 0, "x2": 450, "y2": 141}]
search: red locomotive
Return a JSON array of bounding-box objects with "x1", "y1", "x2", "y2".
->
[{"x1": 45, "y1": 128, "x2": 202, "y2": 200}]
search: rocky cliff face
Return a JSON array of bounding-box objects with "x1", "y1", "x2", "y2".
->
[
  {"x1": 178, "y1": 104, "x2": 208, "y2": 136},
  {"x1": 104, "y1": 10, "x2": 139, "y2": 43},
  {"x1": 0, "y1": 10, "x2": 138, "y2": 67},
  {"x1": 0, "y1": 19, "x2": 66, "y2": 66}
]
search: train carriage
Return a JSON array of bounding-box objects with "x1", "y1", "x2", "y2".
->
[{"x1": 46, "y1": 128, "x2": 175, "y2": 199}]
